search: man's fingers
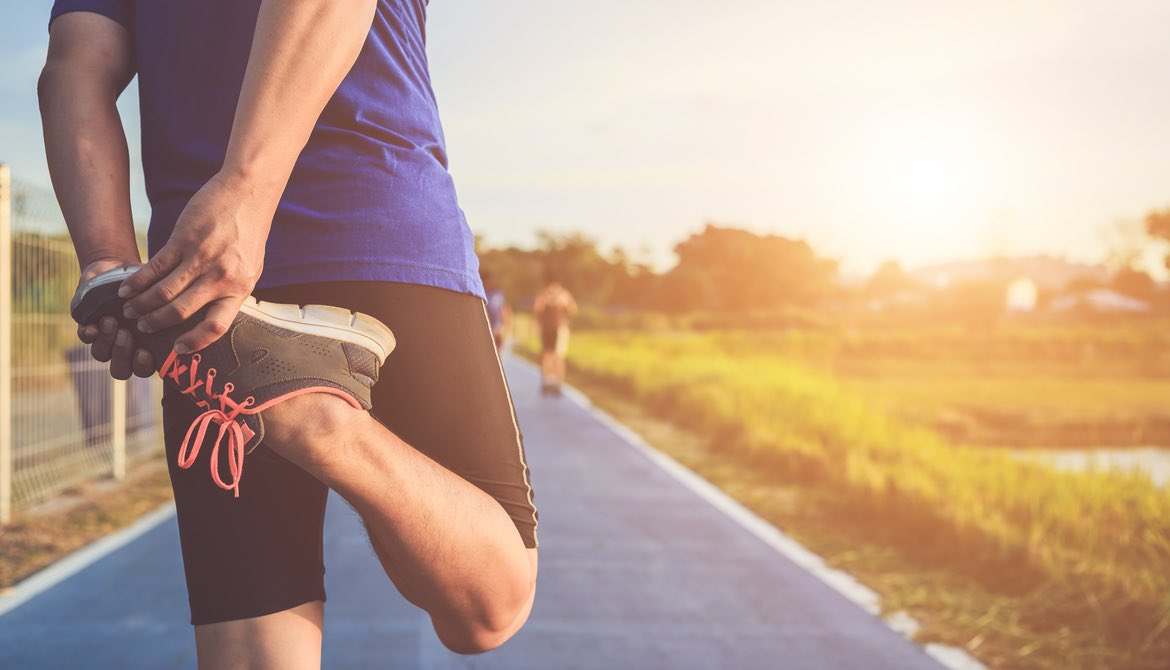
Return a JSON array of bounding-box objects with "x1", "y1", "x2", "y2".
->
[
  {"x1": 87, "y1": 319, "x2": 151, "y2": 379},
  {"x1": 122, "y1": 263, "x2": 196, "y2": 327},
  {"x1": 77, "y1": 324, "x2": 99, "y2": 344},
  {"x1": 132, "y1": 348, "x2": 156, "y2": 378},
  {"x1": 89, "y1": 316, "x2": 119, "y2": 363},
  {"x1": 109, "y1": 328, "x2": 135, "y2": 380},
  {"x1": 174, "y1": 297, "x2": 242, "y2": 354},
  {"x1": 118, "y1": 248, "x2": 180, "y2": 299},
  {"x1": 134, "y1": 278, "x2": 216, "y2": 334}
]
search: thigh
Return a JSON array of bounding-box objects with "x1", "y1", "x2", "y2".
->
[
  {"x1": 253, "y1": 281, "x2": 539, "y2": 549},
  {"x1": 164, "y1": 391, "x2": 330, "y2": 625}
]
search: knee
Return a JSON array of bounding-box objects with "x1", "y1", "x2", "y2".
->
[
  {"x1": 434, "y1": 583, "x2": 536, "y2": 655},
  {"x1": 437, "y1": 624, "x2": 513, "y2": 656}
]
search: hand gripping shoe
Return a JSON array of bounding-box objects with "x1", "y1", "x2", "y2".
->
[{"x1": 71, "y1": 266, "x2": 396, "y2": 496}]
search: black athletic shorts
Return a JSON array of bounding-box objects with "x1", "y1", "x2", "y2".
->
[{"x1": 163, "y1": 281, "x2": 538, "y2": 625}]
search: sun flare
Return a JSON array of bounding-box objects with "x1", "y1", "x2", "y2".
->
[
  {"x1": 866, "y1": 123, "x2": 989, "y2": 265},
  {"x1": 894, "y1": 151, "x2": 963, "y2": 211}
]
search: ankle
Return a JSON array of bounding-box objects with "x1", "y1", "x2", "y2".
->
[{"x1": 262, "y1": 392, "x2": 367, "y2": 473}]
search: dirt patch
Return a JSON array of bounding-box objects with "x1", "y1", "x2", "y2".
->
[{"x1": 0, "y1": 460, "x2": 174, "y2": 590}]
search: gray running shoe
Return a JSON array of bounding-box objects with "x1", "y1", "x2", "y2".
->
[{"x1": 71, "y1": 267, "x2": 395, "y2": 496}]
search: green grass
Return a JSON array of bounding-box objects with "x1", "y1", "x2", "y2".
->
[
  {"x1": 523, "y1": 326, "x2": 1170, "y2": 669},
  {"x1": 820, "y1": 324, "x2": 1170, "y2": 447}
]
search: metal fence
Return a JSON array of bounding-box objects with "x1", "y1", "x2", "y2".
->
[{"x1": 0, "y1": 164, "x2": 162, "y2": 523}]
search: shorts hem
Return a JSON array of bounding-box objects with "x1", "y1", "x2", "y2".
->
[{"x1": 190, "y1": 590, "x2": 327, "y2": 627}]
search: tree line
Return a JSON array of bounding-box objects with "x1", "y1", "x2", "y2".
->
[
  {"x1": 478, "y1": 223, "x2": 839, "y2": 314},
  {"x1": 479, "y1": 217, "x2": 1170, "y2": 324}
]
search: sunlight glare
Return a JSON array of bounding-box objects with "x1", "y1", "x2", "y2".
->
[
  {"x1": 863, "y1": 120, "x2": 990, "y2": 266},
  {"x1": 896, "y1": 151, "x2": 962, "y2": 211}
]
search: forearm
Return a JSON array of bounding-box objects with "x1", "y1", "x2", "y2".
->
[
  {"x1": 222, "y1": 0, "x2": 378, "y2": 202},
  {"x1": 39, "y1": 67, "x2": 138, "y2": 268}
]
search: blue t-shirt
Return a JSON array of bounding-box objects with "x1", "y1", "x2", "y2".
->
[{"x1": 50, "y1": 0, "x2": 484, "y2": 298}]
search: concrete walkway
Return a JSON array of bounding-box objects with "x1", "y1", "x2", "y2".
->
[{"x1": 0, "y1": 358, "x2": 944, "y2": 669}]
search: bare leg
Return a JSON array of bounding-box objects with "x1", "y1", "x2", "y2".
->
[
  {"x1": 263, "y1": 394, "x2": 537, "y2": 654},
  {"x1": 540, "y1": 350, "x2": 555, "y2": 383},
  {"x1": 555, "y1": 354, "x2": 567, "y2": 385},
  {"x1": 194, "y1": 601, "x2": 324, "y2": 670}
]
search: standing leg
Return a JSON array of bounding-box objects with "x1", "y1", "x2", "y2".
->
[
  {"x1": 540, "y1": 350, "x2": 554, "y2": 390},
  {"x1": 193, "y1": 602, "x2": 324, "y2": 670}
]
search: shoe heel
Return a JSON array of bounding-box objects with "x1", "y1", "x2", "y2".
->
[{"x1": 244, "y1": 298, "x2": 396, "y2": 364}]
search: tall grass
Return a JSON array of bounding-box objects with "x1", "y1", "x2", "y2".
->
[{"x1": 547, "y1": 331, "x2": 1170, "y2": 660}]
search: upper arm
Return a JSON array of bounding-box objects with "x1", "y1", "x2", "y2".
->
[{"x1": 42, "y1": 11, "x2": 135, "y2": 95}]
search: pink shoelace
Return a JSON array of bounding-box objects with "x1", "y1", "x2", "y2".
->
[
  {"x1": 160, "y1": 350, "x2": 257, "y2": 497},
  {"x1": 158, "y1": 349, "x2": 364, "y2": 497}
]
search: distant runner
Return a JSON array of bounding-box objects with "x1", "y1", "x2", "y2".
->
[
  {"x1": 482, "y1": 269, "x2": 511, "y2": 353},
  {"x1": 533, "y1": 271, "x2": 577, "y2": 396}
]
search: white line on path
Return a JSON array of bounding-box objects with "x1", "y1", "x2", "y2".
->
[
  {"x1": 518, "y1": 358, "x2": 987, "y2": 670},
  {"x1": 0, "y1": 503, "x2": 176, "y2": 618}
]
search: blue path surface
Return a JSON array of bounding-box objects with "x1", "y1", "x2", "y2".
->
[{"x1": 0, "y1": 359, "x2": 943, "y2": 669}]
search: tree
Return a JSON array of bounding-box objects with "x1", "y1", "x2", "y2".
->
[
  {"x1": 1111, "y1": 267, "x2": 1157, "y2": 301},
  {"x1": 866, "y1": 260, "x2": 919, "y2": 299},
  {"x1": 1145, "y1": 207, "x2": 1170, "y2": 270},
  {"x1": 477, "y1": 231, "x2": 636, "y2": 309},
  {"x1": 662, "y1": 223, "x2": 838, "y2": 312}
]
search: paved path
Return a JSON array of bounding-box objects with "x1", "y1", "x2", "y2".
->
[{"x1": 0, "y1": 358, "x2": 944, "y2": 669}]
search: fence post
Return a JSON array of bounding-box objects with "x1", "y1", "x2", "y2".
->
[
  {"x1": 111, "y1": 378, "x2": 126, "y2": 480},
  {"x1": 1, "y1": 164, "x2": 13, "y2": 523}
]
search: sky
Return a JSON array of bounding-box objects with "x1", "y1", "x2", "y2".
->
[{"x1": 4, "y1": 1, "x2": 1169, "y2": 276}]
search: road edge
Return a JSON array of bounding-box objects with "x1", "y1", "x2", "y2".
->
[{"x1": 0, "y1": 502, "x2": 176, "y2": 617}]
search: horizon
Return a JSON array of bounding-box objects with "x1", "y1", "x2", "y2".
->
[{"x1": 3, "y1": 1, "x2": 1169, "y2": 279}]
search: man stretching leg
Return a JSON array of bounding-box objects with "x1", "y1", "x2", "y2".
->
[{"x1": 40, "y1": 1, "x2": 537, "y2": 664}]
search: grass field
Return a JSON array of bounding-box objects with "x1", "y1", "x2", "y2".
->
[
  {"x1": 522, "y1": 322, "x2": 1170, "y2": 669},
  {"x1": 819, "y1": 325, "x2": 1170, "y2": 448}
]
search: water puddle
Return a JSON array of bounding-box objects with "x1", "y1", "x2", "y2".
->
[{"x1": 1011, "y1": 447, "x2": 1170, "y2": 486}]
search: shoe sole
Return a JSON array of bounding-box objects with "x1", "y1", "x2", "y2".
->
[
  {"x1": 241, "y1": 297, "x2": 396, "y2": 365},
  {"x1": 72, "y1": 266, "x2": 396, "y2": 365},
  {"x1": 69, "y1": 264, "x2": 142, "y2": 319}
]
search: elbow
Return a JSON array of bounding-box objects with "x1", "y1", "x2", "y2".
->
[
  {"x1": 38, "y1": 60, "x2": 121, "y2": 114},
  {"x1": 37, "y1": 63, "x2": 60, "y2": 110},
  {"x1": 37, "y1": 61, "x2": 76, "y2": 114}
]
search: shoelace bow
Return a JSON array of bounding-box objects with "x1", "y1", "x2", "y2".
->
[{"x1": 160, "y1": 350, "x2": 257, "y2": 497}]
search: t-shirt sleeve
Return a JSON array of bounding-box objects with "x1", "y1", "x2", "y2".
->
[{"x1": 49, "y1": 0, "x2": 135, "y2": 33}]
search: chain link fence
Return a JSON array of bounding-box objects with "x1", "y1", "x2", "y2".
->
[{"x1": 0, "y1": 164, "x2": 162, "y2": 523}]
